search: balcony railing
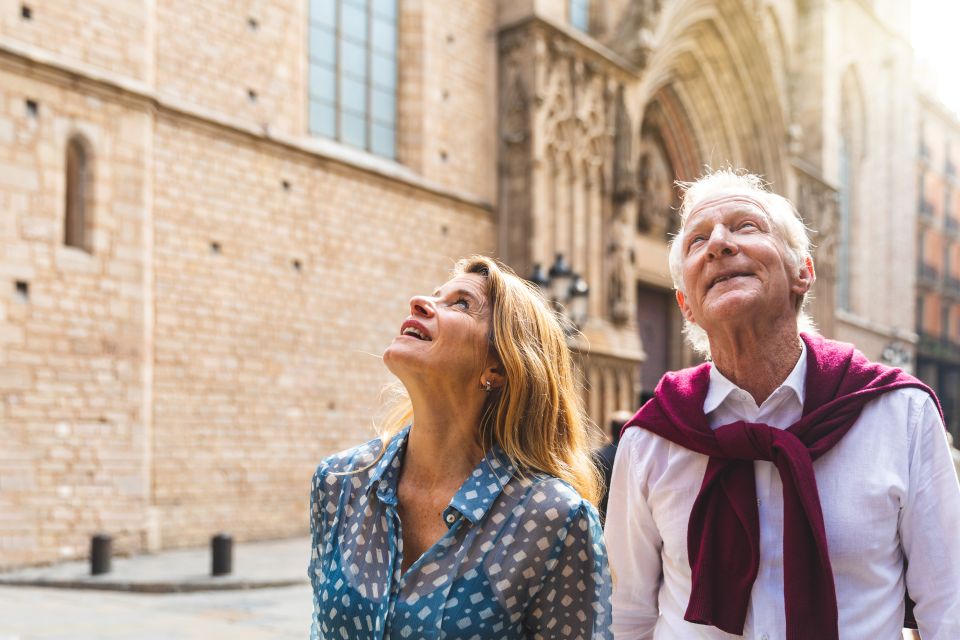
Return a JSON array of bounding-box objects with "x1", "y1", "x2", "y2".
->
[
  {"x1": 917, "y1": 331, "x2": 960, "y2": 363},
  {"x1": 946, "y1": 276, "x2": 960, "y2": 297},
  {"x1": 919, "y1": 262, "x2": 940, "y2": 285},
  {"x1": 919, "y1": 198, "x2": 935, "y2": 220},
  {"x1": 946, "y1": 216, "x2": 960, "y2": 236}
]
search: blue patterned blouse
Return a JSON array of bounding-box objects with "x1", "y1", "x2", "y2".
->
[{"x1": 308, "y1": 426, "x2": 612, "y2": 639}]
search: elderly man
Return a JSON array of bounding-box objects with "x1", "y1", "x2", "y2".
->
[{"x1": 605, "y1": 170, "x2": 960, "y2": 639}]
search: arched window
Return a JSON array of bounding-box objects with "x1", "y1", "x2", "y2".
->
[
  {"x1": 838, "y1": 68, "x2": 866, "y2": 312},
  {"x1": 64, "y1": 135, "x2": 92, "y2": 252}
]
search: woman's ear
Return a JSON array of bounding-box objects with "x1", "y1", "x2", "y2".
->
[{"x1": 481, "y1": 363, "x2": 505, "y2": 390}]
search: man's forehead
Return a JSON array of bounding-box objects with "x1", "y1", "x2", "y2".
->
[{"x1": 685, "y1": 191, "x2": 769, "y2": 222}]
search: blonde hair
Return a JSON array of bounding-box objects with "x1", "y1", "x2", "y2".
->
[
  {"x1": 379, "y1": 256, "x2": 601, "y2": 505},
  {"x1": 666, "y1": 168, "x2": 817, "y2": 357}
]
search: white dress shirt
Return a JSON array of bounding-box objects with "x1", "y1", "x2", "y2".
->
[{"x1": 605, "y1": 342, "x2": 960, "y2": 639}]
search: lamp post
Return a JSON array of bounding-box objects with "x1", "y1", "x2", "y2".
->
[{"x1": 530, "y1": 253, "x2": 590, "y2": 331}]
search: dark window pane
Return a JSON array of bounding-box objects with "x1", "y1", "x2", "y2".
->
[
  {"x1": 371, "y1": 87, "x2": 395, "y2": 125},
  {"x1": 309, "y1": 25, "x2": 336, "y2": 65},
  {"x1": 309, "y1": 100, "x2": 336, "y2": 138},
  {"x1": 342, "y1": 111, "x2": 367, "y2": 148},
  {"x1": 371, "y1": 16, "x2": 396, "y2": 54},
  {"x1": 309, "y1": 0, "x2": 337, "y2": 28},
  {"x1": 371, "y1": 52, "x2": 396, "y2": 90},
  {"x1": 341, "y1": 39, "x2": 368, "y2": 79},
  {"x1": 309, "y1": 64, "x2": 336, "y2": 100},
  {"x1": 339, "y1": 75, "x2": 367, "y2": 113},
  {"x1": 341, "y1": 2, "x2": 368, "y2": 44},
  {"x1": 372, "y1": 0, "x2": 396, "y2": 21},
  {"x1": 371, "y1": 122, "x2": 395, "y2": 158}
]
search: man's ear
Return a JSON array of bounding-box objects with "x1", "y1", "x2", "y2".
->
[
  {"x1": 792, "y1": 256, "x2": 816, "y2": 297},
  {"x1": 676, "y1": 290, "x2": 697, "y2": 324}
]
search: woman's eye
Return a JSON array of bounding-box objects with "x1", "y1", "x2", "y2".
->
[{"x1": 453, "y1": 297, "x2": 470, "y2": 309}]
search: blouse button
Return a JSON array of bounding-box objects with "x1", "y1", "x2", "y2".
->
[{"x1": 445, "y1": 513, "x2": 456, "y2": 524}]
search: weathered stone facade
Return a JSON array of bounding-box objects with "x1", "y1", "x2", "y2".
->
[{"x1": 0, "y1": 0, "x2": 920, "y2": 567}]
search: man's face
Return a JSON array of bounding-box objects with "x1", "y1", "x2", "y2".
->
[{"x1": 675, "y1": 193, "x2": 813, "y2": 333}]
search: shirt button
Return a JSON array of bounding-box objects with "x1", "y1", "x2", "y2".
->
[
  {"x1": 760, "y1": 634, "x2": 769, "y2": 640},
  {"x1": 445, "y1": 513, "x2": 456, "y2": 524}
]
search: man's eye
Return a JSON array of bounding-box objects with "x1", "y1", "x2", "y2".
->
[
  {"x1": 688, "y1": 235, "x2": 706, "y2": 249},
  {"x1": 738, "y1": 221, "x2": 758, "y2": 230}
]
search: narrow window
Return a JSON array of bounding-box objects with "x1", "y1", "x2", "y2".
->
[
  {"x1": 308, "y1": 0, "x2": 398, "y2": 159},
  {"x1": 64, "y1": 136, "x2": 92, "y2": 252},
  {"x1": 837, "y1": 136, "x2": 852, "y2": 310},
  {"x1": 570, "y1": 0, "x2": 590, "y2": 32}
]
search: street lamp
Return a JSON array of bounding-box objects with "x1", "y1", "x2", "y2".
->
[
  {"x1": 547, "y1": 253, "x2": 573, "y2": 307},
  {"x1": 530, "y1": 253, "x2": 590, "y2": 331}
]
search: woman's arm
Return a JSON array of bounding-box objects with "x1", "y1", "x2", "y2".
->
[
  {"x1": 524, "y1": 496, "x2": 613, "y2": 639},
  {"x1": 308, "y1": 461, "x2": 330, "y2": 640}
]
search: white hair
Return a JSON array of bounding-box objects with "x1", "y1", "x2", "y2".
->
[{"x1": 667, "y1": 169, "x2": 817, "y2": 358}]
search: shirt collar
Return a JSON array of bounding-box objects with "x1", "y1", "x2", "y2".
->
[
  {"x1": 445, "y1": 447, "x2": 516, "y2": 525},
  {"x1": 365, "y1": 425, "x2": 517, "y2": 526},
  {"x1": 704, "y1": 339, "x2": 807, "y2": 414},
  {"x1": 366, "y1": 425, "x2": 410, "y2": 506}
]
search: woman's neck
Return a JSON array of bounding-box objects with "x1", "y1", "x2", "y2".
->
[{"x1": 401, "y1": 385, "x2": 487, "y2": 490}]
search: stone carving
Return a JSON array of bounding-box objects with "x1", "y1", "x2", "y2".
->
[
  {"x1": 636, "y1": 133, "x2": 677, "y2": 239},
  {"x1": 607, "y1": 0, "x2": 664, "y2": 69},
  {"x1": 613, "y1": 88, "x2": 635, "y2": 203}
]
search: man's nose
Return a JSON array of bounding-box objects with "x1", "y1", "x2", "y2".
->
[
  {"x1": 409, "y1": 295, "x2": 435, "y2": 317},
  {"x1": 705, "y1": 225, "x2": 738, "y2": 259}
]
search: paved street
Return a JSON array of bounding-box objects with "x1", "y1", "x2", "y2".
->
[
  {"x1": 0, "y1": 537, "x2": 313, "y2": 639},
  {"x1": 0, "y1": 584, "x2": 311, "y2": 639}
]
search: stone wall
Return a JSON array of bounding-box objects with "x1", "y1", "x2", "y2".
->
[
  {"x1": 150, "y1": 115, "x2": 494, "y2": 549},
  {"x1": 0, "y1": 0, "x2": 496, "y2": 566},
  {"x1": 0, "y1": 65, "x2": 149, "y2": 567}
]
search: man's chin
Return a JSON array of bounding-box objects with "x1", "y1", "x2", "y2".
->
[{"x1": 700, "y1": 290, "x2": 762, "y2": 320}]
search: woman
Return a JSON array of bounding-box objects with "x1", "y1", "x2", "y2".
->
[{"x1": 309, "y1": 256, "x2": 612, "y2": 639}]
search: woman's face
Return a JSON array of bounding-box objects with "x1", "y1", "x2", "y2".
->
[{"x1": 383, "y1": 273, "x2": 495, "y2": 388}]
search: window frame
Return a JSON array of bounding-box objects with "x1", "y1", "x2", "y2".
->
[{"x1": 308, "y1": 0, "x2": 398, "y2": 159}]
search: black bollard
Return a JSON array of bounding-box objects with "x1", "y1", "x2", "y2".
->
[
  {"x1": 90, "y1": 533, "x2": 112, "y2": 575},
  {"x1": 211, "y1": 533, "x2": 233, "y2": 576}
]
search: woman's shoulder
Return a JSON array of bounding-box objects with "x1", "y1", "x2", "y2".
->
[
  {"x1": 510, "y1": 472, "x2": 598, "y2": 524},
  {"x1": 312, "y1": 433, "x2": 392, "y2": 490}
]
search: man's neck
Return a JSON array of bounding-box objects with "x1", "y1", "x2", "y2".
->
[{"x1": 709, "y1": 326, "x2": 803, "y2": 406}]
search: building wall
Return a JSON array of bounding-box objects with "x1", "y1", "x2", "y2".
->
[
  {"x1": 0, "y1": 0, "x2": 496, "y2": 566},
  {"x1": 915, "y1": 93, "x2": 960, "y2": 441},
  {"x1": 826, "y1": 0, "x2": 918, "y2": 362},
  {"x1": 149, "y1": 116, "x2": 494, "y2": 549},
  {"x1": 0, "y1": 66, "x2": 149, "y2": 566},
  {"x1": 0, "y1": 0, "x2": 148, "y2": 79}
]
